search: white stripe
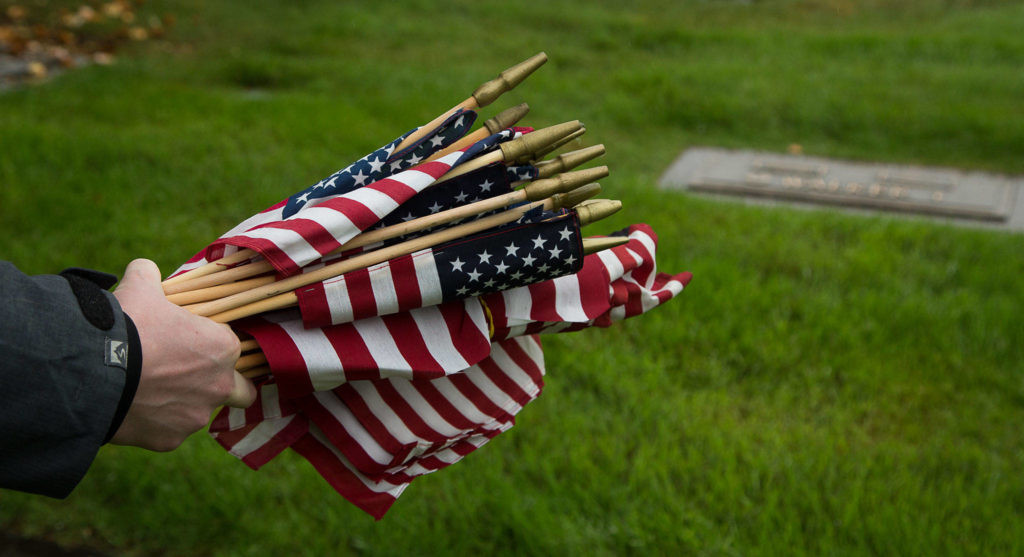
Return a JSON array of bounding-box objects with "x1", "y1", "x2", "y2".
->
[
  {"x1": 312, "y1": 392, "x2": 394, "y2": 466},
  {"x1": 259, "y1": 383, "x2": 283, "y2": 420},
  {"x1": 351, "y1": 381, "x2": 418, "y2": 443},
  {"x1": 368, "y1": 261, "x2": 400, "y2": 317},
  {"x1": 431, "y1": 375, "x2": 498, "y2": 424},
  {"x1": 552, "y1": 274, "x2": 587, "y2": 322},
  {"x1": 344, "y1": 185, "x2": 403, "y2": 218},
  {"x1": 290, "y1": 205, "x2": 358, "y2": 244},
  {"x1": 629, "y1": 233, "x2": 660, "y2": 288},
  {"x1": 412, "y1": 248, "x2": 443, "y2": 307},
  {"x1": 227, "y1": 407, "x2": 247, "y2": 430},
  {"x1": 235, "y1": 226, "x2": 320, "y2": 268},
  {"x1": 307, "y1": 424, "x2": 407, "y2": 497},
  {"x1": 409, "y1": 301, "x2": 486, "y2": 374},
  {"x1": 596, "y1": 247, "x2": 626, "y2": 282},
  {"x1": 389, "y1": 380, "x2": 464, "y2": 437},
  {"x1": 278, "y1": 319, "x2": 346, "y2": 391},
  {"x1": 225, "y1": 415, "x2": 296, "y2": 459},
  {"x1": 352, "y1": 318, "x2": 410, "y2": 376},
  {"x1": 499, "y1": 286, "x2": 534, "y2": 321},
  {"x1": 486, "y1": 342, "x2": 543, "y2": 402},
  {"x1": 323, "y1": 275, "x2": 355, "y2": 325}
]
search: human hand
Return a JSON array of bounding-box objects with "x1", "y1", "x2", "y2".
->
[{"x1": 109, "y1": 259, "x2": 257, "y2": 451}]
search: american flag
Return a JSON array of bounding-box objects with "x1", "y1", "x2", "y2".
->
[
  {"x1": 170, "y1": 110, "x2": 482, "y2": 278},
  {"x1": 212, "y1": 334, "x2": 545, "y2": 520},
  {"x1": 208, "y1": 223, "x2": 690, "y2": 519},
  {"x1": 295, "y1": 210, "x2": 583, "y2": 328}
]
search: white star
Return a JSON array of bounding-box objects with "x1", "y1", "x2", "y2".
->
[
  {"x1": 450, "y1": 257, "x2": 465, "y2": 272},
  {"x1": 296, "y1": 191, "x2": 312, "y2": 203},
  {"x1": 430, "y1": 135, "x2": 446, "y2": 147},
  {"x1": 564, "y1": 254, "x2": 577, "y2": 267},
  {"x1": 483, "y1": 278, "x2": 496, "y2": 289},
  {"x1": 495, "y1": 261, "x2": 509, "y2": 274},
  {"x1": 454, "y1": 115, "x2": 465, "y2": 128},
  {"x1": 549, "y1": 246, "x2": 563, "y2": 259},
  {"x1": 407, "y1": 154, "x2": 423, "y2": 166},
  {"x1": 352, "y1": 170, "x2": 369, "y2": 186},
  {"x1": 505, "y1": 242, "x2": 519, "y2": 257},
  {"x1": 479, "y1": 180, "x2": 493, "y2": 192},
  {"x1": 532, "y1": 235, "x2": 547, "y2": 250},
  {"x1": 559, "y1": 226, "x2": 573, "y2": 242},
  {"x1": 401, "y1": 212, "x2": 416, "y2": 222},
  {"x1": 456, "y1": 285, "x2": 470, "y2": 296},
  {"x1": 368, "y1": 156, "x2": 385, "y2": 173},
  {"x1": 467, "y1": 268, "x2": 482, "y2": 282},
  {"x1": 454, "y1": 190, "x2": 469, "y2": 203},
  {"x1": 519, "y1": 169, "x2": 533, "y2": 179},
  {"x1": 538, "y1": 263, "x2": 550, "y2": 274},
  {"x1": 510, "y1": 270, "x2": 524, "y2": 281},
  {"x1": 428, "y1": 202, "x2": 443, "y2": 214},
  {"x1": 478, "y1": 250, "x2": 493, "y2": 265},
  {"x1": 522, "y1": 254, "x2": 536, "y2": 267},
  {"x1": 389, "y1": 159, "x2": 404, "y2": 172}
]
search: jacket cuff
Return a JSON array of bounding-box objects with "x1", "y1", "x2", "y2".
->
[{"x1": 104, "y1": 313, "x2": 142, "y2": 443}]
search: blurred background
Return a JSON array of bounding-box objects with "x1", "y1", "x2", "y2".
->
[{"x1": 1, "y1": 1, "x2": 1022, "y2": 555}]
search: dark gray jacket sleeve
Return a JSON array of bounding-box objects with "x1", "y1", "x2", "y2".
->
[{"x1": 0, "y1": 261, "x2": 140, "y2": 498}]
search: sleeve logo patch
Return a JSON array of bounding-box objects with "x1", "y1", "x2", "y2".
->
[{"x1": 105, "y1": 338, "x2": 128, "y2": 369}]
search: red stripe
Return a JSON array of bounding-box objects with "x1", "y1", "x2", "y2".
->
[
  {"x1": 343, "y1": 268, "x2": 378, "y2": 323},
  {"x1": 321, "y1": 322, "x2": 378, "y2": 382},
  {"x1": 299, "y1": 392, "x2": 416, "y2": 479},
  {"x1": 235, "y1": 318, "x2": 314, "y2": 398},
  {"x1": 383, "y1": 312, "x2": 444, "y2": 374},
  {"x1": 388, "y1": 254, "x2": 423, "y2": 314},
  {"x1": 290, "y1": 433, "x2": 398, "y2": 520},
  {"x1": 439, "y1": 300, "x2": 492, "y2": 365},
  {"x1": 294, "y1": 283, "x2": 332, "y2": 336},
  {"x1": 527, "y1": 278, "x2": 558, "y2": 322}
]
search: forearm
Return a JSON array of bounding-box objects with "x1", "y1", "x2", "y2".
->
[{"x1": 0, "y1": 261, "x2": 139, "y2": 498}]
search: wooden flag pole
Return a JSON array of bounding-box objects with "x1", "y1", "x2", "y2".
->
[
  {"x1": 162, "y1": 166, "x2": 609, "y2": 296},
  {"x1": 162, "y1": 118, "x2": 583, "y2": 294},
  {"x1": 393, "y1": 53, "x2": 547, "y2": 154},
  {"x1": 534, "y1": 145, "x2": 606, "y2": 179},
  {"x1": 424, "y1": 103, "x2": 530, "y2": 163},
  {"x1": 199, "y1": 186, "x2": 607, "y2": 323}
]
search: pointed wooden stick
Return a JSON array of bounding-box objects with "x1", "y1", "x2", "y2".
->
[
  {"x1": 424, "y1": 103, "x2": 530, "y2": 163},
  {"x1": 433, "y1": 120, "x2": 583, "y2": 185},
  {"x1": 394, "y1": 53, "x2": 547, "y2": 154},
  {"x1": 164, "y1": 166, "x2": 610, "y2": 296},
  {"x1": 582, "y1": 236, "x2": 630, "y2": 255},
  {"x1": 201, "y1": 184, "x2": 605, "y2": 323},
  {"x1": 575, "y1": 199, "x2": 622, "y2": 226},
  {"x1": 534, "y1": 145, "x2": 606, "y2": 179},
  {"x1": 520, "y1": 128, "x2": 587, "y2": 164}
]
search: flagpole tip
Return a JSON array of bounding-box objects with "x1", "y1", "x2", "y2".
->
[
  {"x1": 472, "y1": 52, "x2": 549, "y2": 107},
  {"x1": 485, "y1": 103, "x2": 530, "y2": 135},
  {"x1": 575, "y1": 199, "x2": 622, "y2": 226}
]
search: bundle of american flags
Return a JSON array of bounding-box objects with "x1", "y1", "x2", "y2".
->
[{"x1": 161, "y1": 53, "x2": 692, "y2": 519}]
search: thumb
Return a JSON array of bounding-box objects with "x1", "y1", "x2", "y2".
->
[{"x1": 116, "y1": 258, "x2": 163, "y2": 295}]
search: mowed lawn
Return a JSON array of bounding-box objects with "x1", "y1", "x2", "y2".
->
[{"x1": 1, "y1": 1, "x2": 1023, "y2": 555}]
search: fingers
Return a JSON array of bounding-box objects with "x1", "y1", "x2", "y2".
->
[
  {"x1": 223, "y1": 370, "x2": 258, "y2": 408},
  {"x1": 116, "y1": 258, "x2": 164, "y2": 297}
]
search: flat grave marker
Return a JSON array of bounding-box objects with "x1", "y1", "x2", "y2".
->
[{"x1": 659, "y1": 147, "x2": 1024, "y2": 231}]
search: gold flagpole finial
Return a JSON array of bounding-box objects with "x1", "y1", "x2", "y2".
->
[{"x1": 472, "y1": 52, "x2": 548, "y2": 107}]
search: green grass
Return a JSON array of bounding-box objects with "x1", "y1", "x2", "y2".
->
[{"x1": 2, "y1": 0, "x2": 1023, "y2": 555}]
